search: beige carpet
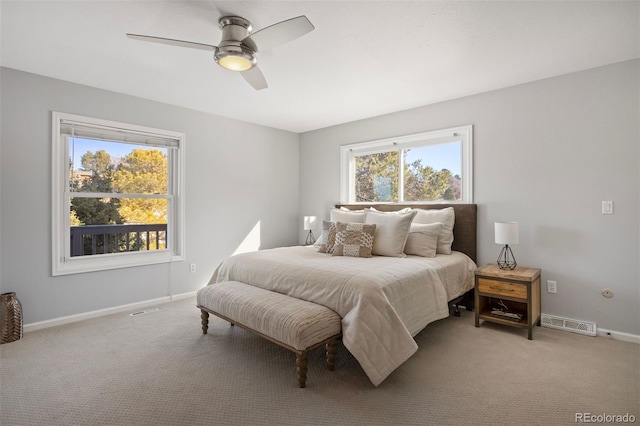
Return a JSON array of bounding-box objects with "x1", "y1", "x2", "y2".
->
[{"x1": 1, "y1": 297, "x2": 638, "y2": 426}]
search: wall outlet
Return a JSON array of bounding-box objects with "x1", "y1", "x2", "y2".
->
[
  {"x1": 547, "y1": 280, "x2": 557, "y2": 294},
  {"x1": 189, "y1": 263, "x2": 196, "y2": 273}
]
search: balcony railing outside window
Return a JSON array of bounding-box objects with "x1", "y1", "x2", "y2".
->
[{"x1": 70, "y1": 224, "x2": 167, "y2": 257}]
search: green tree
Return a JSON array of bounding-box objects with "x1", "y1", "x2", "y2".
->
[
  {"x1": 355, "y1": 151, "x2": 399, "y2": 202},
  {"x1": 69, "y1": 148, "x2": 169, "y2": 254},
  {"x1": 355, "y1": 150, "x2": 454, "y2": 202},
  {"x1": 71, "y1": 150, "x2": 122, "y2": 226},
  {"x1": 404, "y1": 161, "x2": 452, "y2": 201},
  {"x1": 70, "y1": 150, "x2": 123, "y2": 255},
  {"x1": 81, "y1": 150, "x2": 112, "y2": 174},
  {"x1": 449, "y1": 174, "x2": 462, "y2": 200},
  {"x1": 443, "y1": 187, "x2": 456, "y2": 201}
]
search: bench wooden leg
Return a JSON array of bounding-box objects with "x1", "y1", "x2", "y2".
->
[
  {"x1": 200, "y1": 310, "x2": 209, "y2": 334},
  {"x1": 326, "y1": 339, "x2": 337, "y2": 371},
  {"x1": 296, "y1": 352, "x2": 308, "y2": 388}
]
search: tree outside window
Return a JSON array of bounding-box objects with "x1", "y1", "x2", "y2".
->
[
  {"x1": 52, "y1": 111, "x2": 184, "y2": 275},
  {"x1": 341, "y1": 126, "x2": 472, "y2": 204},
  {"x1": 69, "y1": 143, "x2": 169, "y2": 256}
]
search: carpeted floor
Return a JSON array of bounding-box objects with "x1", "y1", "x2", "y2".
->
[{"x1": 1, "y1": 297, "x2": 638, "y2": 426}]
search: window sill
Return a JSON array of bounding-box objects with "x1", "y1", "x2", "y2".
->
[{"x1": 52, "y1": 250, "x2": 183, "y2": 276}]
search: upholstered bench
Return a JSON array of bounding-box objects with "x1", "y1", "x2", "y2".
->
[{"x1": 196, "y1": 281, "x2": 342, "y2": 388}]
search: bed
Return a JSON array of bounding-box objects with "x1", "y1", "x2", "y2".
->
[{"x1": 209, "y1": 203, "x2": 477, "y2": 386}]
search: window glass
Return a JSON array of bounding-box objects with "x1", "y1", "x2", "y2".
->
[
  {"x1": 403, "y1": 141, "x2": 462, "y2": 202},
  {"x1": 52, "y1": 112, "x2": 184, "y2": 275},
  {"x1": 341, "y1": 126, "x2": 472, "y2": 203},
  {"x1": 354, "y1": 151, "x2": 398, "y2": 202}
]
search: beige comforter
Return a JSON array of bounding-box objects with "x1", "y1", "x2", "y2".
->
[{"x1": 209, "y1": 246, "x2": 476, "y2": 386}]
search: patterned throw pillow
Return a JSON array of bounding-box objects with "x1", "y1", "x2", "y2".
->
[
  {"x1": 331, "y1": 222, "x2": 377, "y2": 258},
  {"x1": 318, "y1": 221, "x2": 338, "y2": 254}
]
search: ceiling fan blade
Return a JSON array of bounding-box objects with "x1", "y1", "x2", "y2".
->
[
  {"x1": 126, "y1": 33, "x2": 216, "y2": 51},
  {"x1": 243, "y1": 16, "x2": 314, "y2": 52},
  {"x1": 241, "y1": 66, "x2": 268, "y2": 90}
]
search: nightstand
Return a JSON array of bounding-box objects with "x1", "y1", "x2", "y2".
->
[{"x1": 474, "y1": 264, "x2": 541, "y2": 340}]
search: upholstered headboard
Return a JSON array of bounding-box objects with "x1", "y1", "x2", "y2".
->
[{"x1": 335, "y1": 203, "x2": 477, "y2": 263}]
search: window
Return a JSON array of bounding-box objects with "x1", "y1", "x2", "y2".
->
[
  {"x1": 340, "y1": 126, "x2": 472, "y2": 203},
  {"x1": 52, "y1": 112, "x2": 185, "y2": 275}
]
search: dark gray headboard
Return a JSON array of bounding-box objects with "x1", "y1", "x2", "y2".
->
[{"x1": 335, "y1": 203, "x2": 477, "y2": 263}]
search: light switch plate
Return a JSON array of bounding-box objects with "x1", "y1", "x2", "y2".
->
[{"x1": 602, "y1": 201, "x2": 613, "y2": 215}]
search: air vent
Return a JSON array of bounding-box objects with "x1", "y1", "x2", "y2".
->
[
  {"x1": 129, "y1": 308, "x2": 159, "y2": 316},
  {"x1": 541, "y1": 314, "x2": 596, "y2": 336}
]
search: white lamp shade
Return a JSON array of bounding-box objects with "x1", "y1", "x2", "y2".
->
[
  {"x1": 495, "y1": 222, "x2": 519, "y2": 245},
  {"x1": 303, "y1": 216, "x2": 317, "y2": 231}
]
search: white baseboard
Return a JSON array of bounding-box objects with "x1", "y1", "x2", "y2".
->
[
  {"x1": 596, "y1": 328, "x2": 640, "y2": 344},
  {"x1": 23, "y1": 292, "x2": 640, "y2": 345},
  {"x1": 24, "y1": 291, "x2": 197, "y2": 333}
]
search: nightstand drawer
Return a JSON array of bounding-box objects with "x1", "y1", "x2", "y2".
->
[{"x1": 478, "y1": 278, "x2": 527, "y2": 299}]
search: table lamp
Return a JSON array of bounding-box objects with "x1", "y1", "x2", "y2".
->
[
  {"x1": 304, "y1": 216, "x2": 316, "y2": 245},
  {"x1": 495, "y1": 222, "x2": 519, "y2": 270}
]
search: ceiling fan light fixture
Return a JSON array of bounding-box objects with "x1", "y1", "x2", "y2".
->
[
  {"x1": 217, "y1": 54, "x2": 254, "y2": 71},
  {"x1": 215, "y1": 46, "x2": 256, "y2": 72}
]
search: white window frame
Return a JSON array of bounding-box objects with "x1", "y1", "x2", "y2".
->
[
  {"x1": 340, "y1": 125, "x2": 473, "y2": 203},
  {"x1": 52, "y1": 111, "x2": 185, "y2": 276}
]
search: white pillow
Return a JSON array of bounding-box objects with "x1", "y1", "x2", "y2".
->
[
  {"x1": 314, "y1": 220, "x2": 331, "y2": 247},
  {"x1": 412, "y1": 207, "x2": 455, "y2": 254},
  {"x1": 364, "y1": 209, "x2": 417, "y2": 257},
  {"x1": 330, "y1": 208, "x2": 365, "y2": 223},
  {"x1": 404, "y1": 222, "x2": 443, "y2": 257},
  {"x1": 367, "y1": 207, "x2": 412, "y2": 214}
]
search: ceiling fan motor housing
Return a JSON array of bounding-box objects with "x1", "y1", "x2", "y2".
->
[{"x1": 214, "y1": 16, "x2": 257, "y2": 71}]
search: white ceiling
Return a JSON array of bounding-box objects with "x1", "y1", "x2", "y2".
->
[{"x1": 1, "y1": 1, "x2": 638, "y2": 133}]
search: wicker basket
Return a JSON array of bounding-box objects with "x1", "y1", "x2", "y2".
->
[{"x1": 0, "y1": 292, "x2": 23, "y2": 344}]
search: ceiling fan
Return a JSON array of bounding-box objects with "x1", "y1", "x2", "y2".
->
[{"x1": 127, "y1": 15, "x2": 314, "y2": 90}]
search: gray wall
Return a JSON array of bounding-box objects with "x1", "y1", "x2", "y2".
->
[
  {"x1": 0, "y1": 67, "x2": 300, "y2": 324},
  {"x1": 299, "y1": 60, "x2": 639, "y2": 335},
  {"x1": 2, "y1": 61, "x2": 638, "y2": 335}
]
